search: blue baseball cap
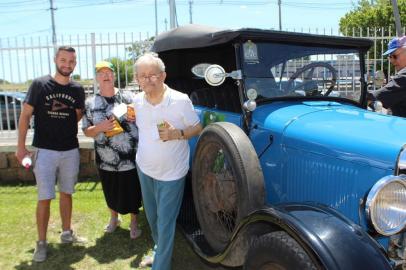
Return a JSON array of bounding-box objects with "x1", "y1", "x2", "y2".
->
[{"x1": 382, "y1": 36, "x2": 406, "y2": 56}]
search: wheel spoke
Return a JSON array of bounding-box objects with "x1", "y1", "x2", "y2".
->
[{"x1": 198, "y1": 145, "x2": 238, "y2": 236}]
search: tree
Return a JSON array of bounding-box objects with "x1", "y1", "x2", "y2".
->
[
  {"x1": 102, "y1": 38, "x2": 154, "y2": 89},
  {"x1": 339, "y1": 0, "x2": 406, "y2": 73},
  {"x1": 108, "y1": 57, "x2": 135, "y2": 88},
  {"x1": 126, "y1": 37, "x2": 154, "y2": 61},
  {"x1": 339, "y1": 0, "x2": 406, "y2": 37}
]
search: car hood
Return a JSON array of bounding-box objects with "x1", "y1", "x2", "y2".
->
[{"x1": 252, "y1": 101, "x2": 406, "y2": 169}]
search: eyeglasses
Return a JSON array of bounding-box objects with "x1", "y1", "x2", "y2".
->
[
  {"x1": 137, "y1": 73, "x2": 161, "y2": 82},
  {"x1": 97, "y1": 71, "x2": 113, "y2": 76}
]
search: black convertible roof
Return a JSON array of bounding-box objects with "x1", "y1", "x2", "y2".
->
[{"x1": 152, "y1": 24, "x2": 373, "y2": 53}]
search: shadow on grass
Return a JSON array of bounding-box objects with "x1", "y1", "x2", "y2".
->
[
  {"x1": 14, "y1": 228, "x2": 153, "y2": 270},
  {"x1": 87, "y1": 227, "x2": 152, "y2": 267},
  {"x1": 15, "y1": 243, "x2": 87, "y2": 270}
]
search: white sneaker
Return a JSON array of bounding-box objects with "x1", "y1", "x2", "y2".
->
[
  {"x1": 139, "y1": 255, "x2": 154, "y2": 268},
  {"x1": 104, "y1": 218, "x2": 121, "y2": 233}
]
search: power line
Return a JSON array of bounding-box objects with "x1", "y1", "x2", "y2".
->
[
  {"x1": 283, "y1": 3, "x2": 352, "y2": 10},
  {"x1": 0, "y1": 0, "x2": 357, "y2": 38},
  {"x1": 0, "y1": 10, "x2": 46, "y2": 26},
  {"x1": 172, "y1": 0, "x2": 353, "y2": 9},
  {"x1": 2, "y1": 28, "x2": 50, "y2": 38},
  {"x1": 0, "y1": 0, "x2": 46, "y2": 7},
  {"x1": 0, "y1": 0, "x2": 138, "y2": 11},
  {"x1": 55, "y1": 0, "x2": 138, "y2": 10},
  {"x1": 0, "y1": 8, "x2": 47, "y2": 14}
]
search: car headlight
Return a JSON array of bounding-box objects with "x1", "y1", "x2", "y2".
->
[
  {"x1": 365, "y1": 175, "x2": 406, "y2": 236},
  {"x1": 396, "y1": 146, "x2": 406, "y2": 175}
]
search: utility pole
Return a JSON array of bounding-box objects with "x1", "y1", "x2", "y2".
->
[
  {"x1": 49, "y1": 0, "x2": 57, "y2": 50},
  {"x1": 278, "y1": 0, "x2": 282, "y2": 31},
  {"x1": 154, "y1": 0, "x2": 158, "y2": 36},
  {"x1": 164, "y1": 18, "x2": 168, "y2": 31},
  {"x1": 169, "y1": 0, "x2": 177, "y2": 29},
  {"x1": 189, "y1": 0, "x2": 193, "y2": 24},
  {"x1": 391, "y1": 0, "x2": 403, "y2": 36}
]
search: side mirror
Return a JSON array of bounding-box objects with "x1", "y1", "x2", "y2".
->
[
  {"x1": 204, "y1": 64, "x2": 226, "y2": 86},
  {"x1": 204, "y1": 64, "x2": 242, "y2": 86}
]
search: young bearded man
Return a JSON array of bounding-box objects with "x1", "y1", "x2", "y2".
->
[{"x1": 16, "y1": 46, "x2": 86, "y2": 262}]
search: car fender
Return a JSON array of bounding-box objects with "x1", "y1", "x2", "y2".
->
[{"x1": 199, "y1": 202, "x2": 392, "y2": 269}]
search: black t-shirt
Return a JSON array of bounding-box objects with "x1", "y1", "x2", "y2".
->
[
  {"x1": 25, "y1": 75, "x2": 85, "y2": 150},
  {"x1": 372, "y1": 68, "x2": 406, "y2": 117}
]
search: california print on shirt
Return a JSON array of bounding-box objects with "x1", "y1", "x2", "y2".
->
[{"x1": 44, "y1": 92, "x2": 76, "y2": 119}]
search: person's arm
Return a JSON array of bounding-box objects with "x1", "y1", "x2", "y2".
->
[
  {"x1": 76, "y1": 86, "x2": 86, "y2": 122},
  {"x1": 15, "y1": 103, "x2": 34, "y2": 163},
  {"x1": 177, "y1": 123, "x2": 202, "y2": 140},
  {"x1": 158, "y1": 96, "x2": 203, "y2": 141},
  {"x1": 158, "y1": 122, "x2": 202, "y2": 141},
  {"x1": 372, "y1": 73, "x2": 406, "y2": 108},
  {"x1": 76, "y1": 109, "x2": 83, "y2": 122},
  {"x1": 83, "y1": 118, "x2": 115, "y2": 138}
]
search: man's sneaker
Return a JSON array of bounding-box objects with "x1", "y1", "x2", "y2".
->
[
  {"x1": 33, "y1": 241, "x2": 47, "y2": 262},
  {"x1": 60, "y1": 230, "x2": 87, "y2": 244}
]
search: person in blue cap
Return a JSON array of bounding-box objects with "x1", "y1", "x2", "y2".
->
[{"x1": 370, "y1": 36, "x2": 406, "y2": 117}]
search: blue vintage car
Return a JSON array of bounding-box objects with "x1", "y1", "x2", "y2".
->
[{"x1": 152, "y1": 25, "x2": 406, "y2": 269}]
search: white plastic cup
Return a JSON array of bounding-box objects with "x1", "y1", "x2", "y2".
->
[{"x1": 22, "y1": 156, "x2": 32, "y2": 169}]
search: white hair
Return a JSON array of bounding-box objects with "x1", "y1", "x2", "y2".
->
[{"x1": 134, "y1": 52, "x2": 165, "y2": 75}]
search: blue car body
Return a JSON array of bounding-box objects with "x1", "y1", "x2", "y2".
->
[{"x1": 251, "y1": 101, "x2": 404, "y2": 219}]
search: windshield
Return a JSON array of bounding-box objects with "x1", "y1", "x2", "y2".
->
[{"x1": 242, "y1": 41, "x2": 364, "y2": 103}]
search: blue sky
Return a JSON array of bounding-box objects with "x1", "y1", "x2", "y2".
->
[
  {"x1": 0, "y1": 0, "x2": 358, "y2": 83},
  {"x1": 0, "y1": 0, "x2": 356, "y2": 39}
]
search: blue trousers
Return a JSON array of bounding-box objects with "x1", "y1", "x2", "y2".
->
[{"x1": 137, "y1": 166, "x2": 185, "y2": 270}]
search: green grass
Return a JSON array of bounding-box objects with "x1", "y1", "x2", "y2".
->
[
  {"x1": 0, "y1": 84, "x2": 29, "y2": 92},
  {"x1": 0, "y1": 182, "x2": 227, "y2": 270}
]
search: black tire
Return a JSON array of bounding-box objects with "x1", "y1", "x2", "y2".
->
[
  {"x1": 192, "y1": 122, "x2": 264, "y2": 252},
  {"x1": 244, "y1": 231, "x2": 318, "y2": 270}
]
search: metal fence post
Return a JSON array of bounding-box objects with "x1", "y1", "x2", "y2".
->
[
  {"x1": 91, "y1": 33, "x2": 97, "y2": 94},
  {"x1": 0, "y1": 38, "x2": 5, "y2": 86}
]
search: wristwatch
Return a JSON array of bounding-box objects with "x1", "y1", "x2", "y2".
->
[{"x1": 180, "y1": 129, "x2": 185, "y2": 140}]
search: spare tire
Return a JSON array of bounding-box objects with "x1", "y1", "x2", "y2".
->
[{"x1": 192, "y1": 122, "x2": 265, "y2": 252}]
